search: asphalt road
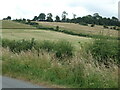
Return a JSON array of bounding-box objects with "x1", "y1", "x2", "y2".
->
[{"x1": 1, "y1": 76, "x2": 44, "y2": 88}]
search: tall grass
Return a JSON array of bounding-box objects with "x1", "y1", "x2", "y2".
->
[
  {"x1": 85, "y1": 37, "x2": 119, "y2": 65},
  {"x1": 2, "y1": 47, "x2": 118, "y2": 88},
  {"x1": 2, "y1": 39, "x2": 74, "y2": 59},
  {"x1": 2, "y1": 38, "x2": 119, "y2": 88}
]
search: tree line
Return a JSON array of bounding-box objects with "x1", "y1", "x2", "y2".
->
[
  {"x1": 32, "y1": 11, "x2": 120, "y2": 26},
  {"x1": 3, "y1": 11, "x2": 120, "y2": 26}
]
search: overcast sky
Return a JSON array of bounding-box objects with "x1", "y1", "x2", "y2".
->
[{"x1": 0, "y1": 0, "x2": 119, "y2": 20}]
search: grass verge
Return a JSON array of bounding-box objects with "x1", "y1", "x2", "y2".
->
[{"x1": 2, "y1": 46, "x2": 118, "y2": 88}]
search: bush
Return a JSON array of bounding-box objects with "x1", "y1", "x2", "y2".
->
[
  {"x1": 110, "y1": 27, "x2": 113, "y2": 29},
  {"x1": 56, "y1": 26, "x2": 59, "y2": 31},
  {"x1": 88, "y1": 38, "x2": 119, "y2": 64},
  {"x1": 2, "y1": 39, "x2": 74, "y2": 59},
  {"x1": 113, "y1": 26, "x2": 116, "y2": 30},
  {"x1": 103, "y1": 25, "x2": 109, "y2": 29},
  {"x1": 40, "y1": 41, "x2": 55, "y2": 52},
  {"x1": 116, "y1": 28, "x2": 120, "y2": 31},
  {"x1": 55, "y1": 40, "x2": 74, "y2": 58},
  {"x1": 26, "y1": 22, "x2": 39, "y2": 26},
  {"x1": 91, "y1": 24, "x2": 95, "y2": 27},
  {"x1": 2, "y1": 39, "x2": 35, "y2": 53}
]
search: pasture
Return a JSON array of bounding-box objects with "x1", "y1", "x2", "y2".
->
[
  {"x1": 37, "y1": 22, "x2": 118, "y2": 38},
  {"x1": 2, "y1": 20, "x2": 36, "y2": 29},
  {"x1": 2, "y1": 21, "x2": 92, "y2": 49}
]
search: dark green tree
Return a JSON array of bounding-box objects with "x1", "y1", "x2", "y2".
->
[
  {"x1": 23, "y1": 18, "x2": 26, "y2": 21},
  {"x1": 62, "y1": 11, "x2": 68, "y2": 22},
  {"x1": 33, "y1": 16, "x2": 38, "y2": 21},
  {"x1": 112, "y1": 17, "x2": 118, "y2": 22},
  {"x1": 55, "y1": 15, "x2": 60, "y2": 22},
  {"x1": 7, "y1": 16, "x2": 11, "y2": 20},
  {"x1": 38, "y1": 13, "x2": 46, "y2": 21},
  {"x1": 46, "y1": 13, "x2": 53, "y2": 22}
]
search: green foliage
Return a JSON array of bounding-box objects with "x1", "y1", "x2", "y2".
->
[
  {"x1": 26, "y1": 22, "x2": 39, "y2": 26},
  {"x1": 113, "y1": 26, "x2": 117, "y2": 30},
  {"x1": 55, "y1": 15, "x2": 60, "y2": 22},
  {"x1": 74, "y1": 14, "x2": 120, "y2": 26},
  {"x1": 2, "y1": 39, "x2": 34, "y2": 53},
  {"x1": 55, "y1": 40, "x2": 74, "y2": 58},
  {"x1": 39, "y1": 41, "x2": 55, "y2": 52},
  {"x1": 33, "y1": 16, "x2": 38, "y2": 21},
  {"x1": 2, "y1": 53, "x2": 85, "y2": 88},
  {"x1": 91, "y1": 24, "x2": 95, "y2": 27},
  {"x1": 87, "y1": 38, "x2": 119, "y2": 64},
  {"x1": 13, "y1": 12, "x2": 120, "y2": 26},
  {"x1": 2, "y1": 47, "x2": 118, "y2": 88},
  {"x1": 56, "y1": 26, "x2": 59, "y2": 31},
  {"x1": 3, "y1": 16, "x2": 11, "y2": 20},
  {"x1": 103, "y1": 25, "x2": 109, "y2": 29},
  {"x1": 62, "y1": 11, "x2": 68, "y2": 22},
  {"x1": 2, "y1": 39, "x2": 74, "y2": 59},
  {"x1": 110, "y1": 26, "x2": 120, "y2": 31},
  {"x1": 46, "y1": 13, "x2": 53, "y2": 22},
  {"x1": 38, "y1": 13, "x2": 46, "y2": 21}
]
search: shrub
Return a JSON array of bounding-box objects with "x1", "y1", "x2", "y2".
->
[
  {"x1": 2, "y1": 39, "x2": 35, "y2": 53},
  {"x1": 26, "y1": 22, "x2": 39, "y2": 26},
  {"x1": 103, "y1": 25, "x2": 109, "y2": 29},
  {"x1": 39, "y1": 40, "x2": 55, "y2": 52},
  {"x1": 2, "y1": 39, "x2": 74, "y2": 59},
  {"x1": 110, "y1": 27, "x2": 113, "y2": 29},
  {"x1": 55, "y1": 40, "x2": 74, "y2": 58},
  {"x1": 113, "y1": 26, "x2": 116, "y2": 30},
  {"x1": 116, "y1": 28, "x2": 120, "y2": 31},
  {"x1": 56, "y1": 26, "x2": 59, "y2": 31},
  {"x1": 88, "y1": 38, "x2": 118, "y2": 64},
  {"x1": 91, "y1": 24, "x2": 95, "y2": 27}
]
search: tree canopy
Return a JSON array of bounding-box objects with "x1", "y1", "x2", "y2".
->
[
  {"x1": 46, "y1": 13, "x2": 53, "y2": 22},
  {"x1": 38, "y1": 13, "x2": 46, "y2": 21},
  {"x1": 11, "y1": 11, "x2": 120, "y2": 27}
]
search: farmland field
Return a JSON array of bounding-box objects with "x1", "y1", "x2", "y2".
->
[
  {"x1": 2, "y1": 21, "x2": 91, "y2": 49},
  {"x1": 1, "y1": 20, "x2": 119, "y2": 88},
  {"x1": 37, "y1": 21, "x2": 118, "y2": 38},
  {"x1": 2, "y1": 20, "x2": 36, "y2": 29}
]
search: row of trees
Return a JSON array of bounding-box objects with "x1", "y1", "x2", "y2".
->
[
  {"x1": 32, "y1": 12, "x2": 120, "y2": 26},
  {"x1": 70, "y1": 13, "x2": 120, "y2": 26},
  {"x1": 32, "y1": 11, "x2": 68, "y2": 22},
  {"x1": 3, "y1": 11, "x2": 120, "y2": 26},
  {"x1": 3, "y1": 16, "x2": 11, "y2": 20}
]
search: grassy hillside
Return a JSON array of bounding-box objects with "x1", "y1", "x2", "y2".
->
[
  {"x1": 2, "y1": 20, "x2": 92, "y2": 49},
  {"x1": 37, "y1": 22, "x2": 118, "y2": 38},
  {"x1": 2, "y1": 20, "x2": 36, "y2": 29},
  {"x1": 2, "y1": 28, "x2": 91, "y2": 49},
  {"x1": 1, "y1": 20, "x2": 119, "y2": 88}
]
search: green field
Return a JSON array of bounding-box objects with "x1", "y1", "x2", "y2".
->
[
  {"x1": 37, "y1": 22, "x2": 118, "y2": 38},
  {"x1": 2, "y1": 20, "x2": 36, "y2": 29},
  {"x1": 2, "y1": 21, "x2": 91, "y2": 49}
]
